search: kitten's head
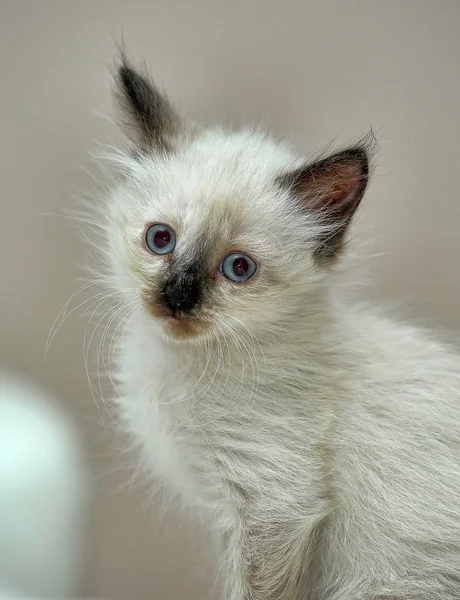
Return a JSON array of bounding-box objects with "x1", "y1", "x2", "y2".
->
[{"x1": 105, "y1": 57, "x2": 373, "y2": 343}]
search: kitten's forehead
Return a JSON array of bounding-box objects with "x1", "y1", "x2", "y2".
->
[
  {"x1": 160, "y1": 129, "x2": 292, "y2": 224},
  {"x1": 183, "y1": 129, "x2": 291, "y2": 175}
]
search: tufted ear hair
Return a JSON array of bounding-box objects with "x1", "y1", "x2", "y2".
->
[
  {"x1": 113, "y1": 54, "x2": 183, "y2": 152},
  {"x1": 277, "y1": 138, "x2": 374, "y2": 263}
]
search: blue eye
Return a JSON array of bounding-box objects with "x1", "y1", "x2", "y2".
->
[
  {"x1": 220, "y1": 253, "x2": 257, "y2": 283},
  {"x1": 145, "y1": 224, "x2": 176, "y2": 255}
]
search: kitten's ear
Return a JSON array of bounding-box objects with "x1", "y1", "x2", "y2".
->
[
  {"x1": 113, "y1": 55, "x2": 182, "y2": 151},
  {"x1": 277, "y1": 143, "x2": 372, "y2": 263}
]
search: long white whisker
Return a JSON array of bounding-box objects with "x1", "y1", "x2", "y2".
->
[
  {"x1": 105, "y1": 302, "x2": 142, "y2": 399},
  {"x1": 194, "y1": 321, "x2": 250, "y2": 429},
  {"x1": 83, "y1": 296, "x2": 126, "y2": 429},
  {"x1": 222, "y1": 312, "x2": 266, "y2": 367},
  {"x1": 97, "y1": 299, "x2": 139, "y2": 404},
  {"x1": 162, "y1": 334, "x2": 215, "y2": 406},
  {"x1": 220, "y1": 319, "x2": 260, "y2": 419},
  {"x1": 45, "y1": 281, "x2": 107, "y2": 358}
]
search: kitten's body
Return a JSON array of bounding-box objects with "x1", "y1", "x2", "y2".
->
[
  {"x1": 117, "y1": 294, "x2": 460, "y2": 600},
  {"x1": 97, "y1": 58, "x2": 460, "y2": 599}
]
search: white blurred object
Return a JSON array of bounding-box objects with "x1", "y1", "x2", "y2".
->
[{"x1": 0, "y1": 369, "x2": 91, "y2": 599}]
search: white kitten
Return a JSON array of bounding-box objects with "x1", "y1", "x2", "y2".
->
[{"x1": 92, "y1": 56, "x2": 460, "y2": 599}]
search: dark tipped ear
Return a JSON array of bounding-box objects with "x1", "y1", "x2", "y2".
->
[
  {"x1": 277, "y1": 144, "x2": 371, "y2": 263},
  {"x1": 113, "y1": 56, "x2": 181, "y2": 151}
]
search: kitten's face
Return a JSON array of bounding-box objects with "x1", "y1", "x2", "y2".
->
[
  {"x1": 105, "y1": 59, "x2": 370, "y2": 343},
  {"x1": 109, "y1": 132, "x2": 320, "y2": 342}
]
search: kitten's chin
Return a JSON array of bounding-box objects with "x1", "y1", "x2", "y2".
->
[
  {"x1": 156, "y1": 314, "x2": 210, "y2": 343},
  {"x1": 141, "y1": 299, "x2": 210, "y2": 342}
]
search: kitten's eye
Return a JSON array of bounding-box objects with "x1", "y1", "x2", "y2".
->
[
  {"x1": 220, "y1": 253, "x2": 257, "y2": 283},
  {"x1": 145, "y1": 224, "x2": 176, "y2": 255}
]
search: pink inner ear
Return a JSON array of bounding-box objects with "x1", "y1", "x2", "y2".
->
[
  {"x1": 277, "y1": 145, "x2": 370, "y2": 259},
  {"x1": 329, "y1": 176, "x2": 358, "y2": 202},
  {"x1": 307, "y1": 162, "x2": 362, "y2": 211}
]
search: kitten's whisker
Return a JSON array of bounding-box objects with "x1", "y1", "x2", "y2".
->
[
  {"x1": 83, "y1": 296, "x2": 125, "y2": 429},
  {"x1": 163, "y1": 334, "x2": 214, "y2": 406},
  {"x1": 222, "y1": 312, "x2": 266, "y2": 367},
  {"x1": 223, "y1": 320, "x2": 261, "y2": 421},
  {"x1": 194, "y1": 321, "x2": 250, "y2": 429},
  {"x1": 45, "y1": 281, "x2": 106, "y2": 358},
  {"x1": 97, "y1": 299, "x2": 139, "y2": 404},
  {"x1": 89, "y1": 297, "x2": 128, "y2": 401},
  {"x1": 226, "y1": 322, "x2": 259, "y2": 411},
  {"x1": 221, "y1": 315, "x2": 264, "y2": 417},
  {"x1": 184, "y1": 330, "x2": 225, "y2": 425},
  {"x1": 221, "y1": 316, "x2": 260, "y2": 388},
  {"x1": 161, "y1": 324, "x2": 229, "y2": 413},
  {"x1": 186, "y1": 332, "x2": 224, "y2": 413},
  {"x1": 39, "y1": 211, "x2": 108, "y2": 233},
  {"x1": 216, "y1": 323, "x2": 233, "y2": 399},
  {"x1": 106, "y1": 304, "x2": 142, "y2": 399}
]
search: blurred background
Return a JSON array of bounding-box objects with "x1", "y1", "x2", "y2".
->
[{"x1": 1, "y1": 1, "x2": 459, "y2": 599}]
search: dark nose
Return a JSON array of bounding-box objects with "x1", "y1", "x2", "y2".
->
[{"x1": 163, "y1": 282, "x2": 199, "y2": 313}]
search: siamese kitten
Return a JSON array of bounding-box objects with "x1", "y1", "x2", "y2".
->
[{"x1": 95, "y1": 56, "x2": 460, "y2": 600}]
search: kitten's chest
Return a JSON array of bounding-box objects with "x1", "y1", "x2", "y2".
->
[
  {"x1": 118, "y1": 328, "x2": 327, "y2": 510},
  {"x1": 118, "y1": 337, "x2": 224, "y2": 503}
]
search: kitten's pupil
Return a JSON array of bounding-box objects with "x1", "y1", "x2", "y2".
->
[
  {"x1": 154, "y1": 229, "x2": 171, "y2": 249},
  {"x1": 233, "y1": 257, "x2": 249, "y2": 276}
]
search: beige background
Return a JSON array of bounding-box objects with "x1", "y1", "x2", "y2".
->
[{"x1": 1, "y1": 1, "x2": 460, "y2": 599}]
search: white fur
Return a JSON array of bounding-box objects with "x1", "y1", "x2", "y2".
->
[{"x1": 91, "y1": 121, "x2": 460, "y2": 600}]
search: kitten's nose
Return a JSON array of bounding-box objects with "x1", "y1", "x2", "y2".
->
[{"x1": 163, "y1": 283, "x2": 197, "y2": 313}]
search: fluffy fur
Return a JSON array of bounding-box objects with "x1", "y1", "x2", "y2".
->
[{"x1": 91, "y1": 56, "x2": 460, "y2": 599}]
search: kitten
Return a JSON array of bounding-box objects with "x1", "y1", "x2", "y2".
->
[{"x1": 95, "y1": 56, "x2": 460, "y2": 600}]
